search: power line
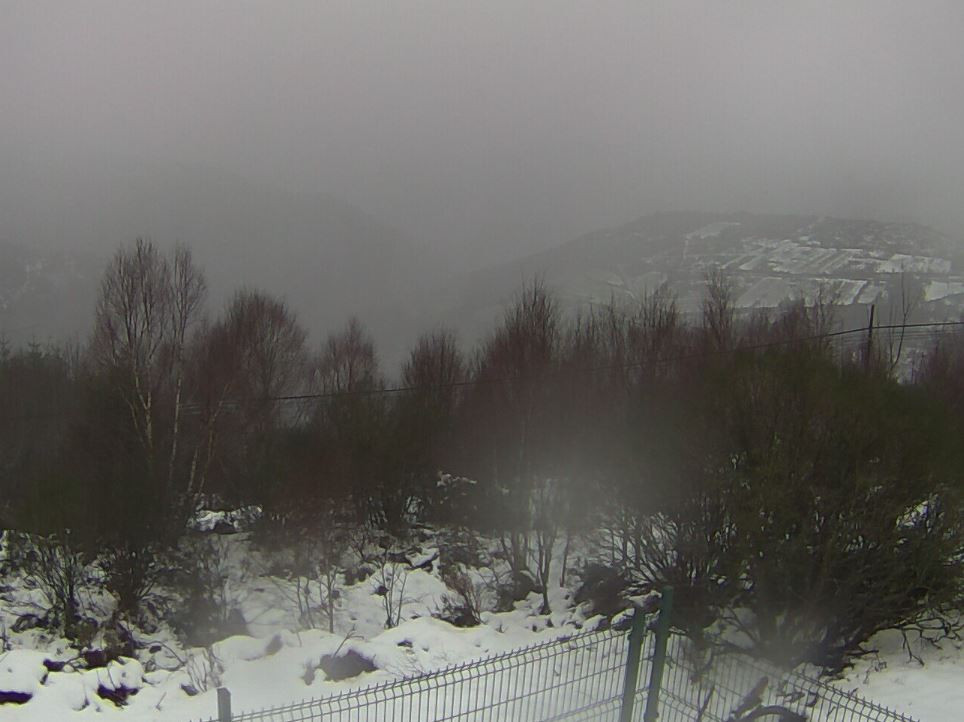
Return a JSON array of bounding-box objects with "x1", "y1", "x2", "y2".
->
[
  {"x1": 1, "y1": 319, "x2": 962, "y2": 425},
  {"x1": 176, "y1": 319, "x2": 964, "y2": 412}
]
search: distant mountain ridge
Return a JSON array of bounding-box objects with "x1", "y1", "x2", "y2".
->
[
  {"x1": 433, "y1": 211, "x2": 964, "y2": 342},
  {"x1": 0, "y1": 162, "x2": 445, "y2": 359},
  {"x1": 4, "y1": 206, "x2": 963, "y2": 363}
]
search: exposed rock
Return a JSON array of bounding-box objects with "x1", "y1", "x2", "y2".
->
[
  {"x1": 0, "y1": 691, "x2": 31, "y2": 705},
  {"x1": 11, "y1": 614, "x2": 44, "y2": 633},
  {"x1": 319, "y1": 650, "x2": 376, "y2": 681},
  {"x1": 97, "y1": 683, "x2": 138, "y2": 706},
  {"x1": 83, "y1": 649, "x2": 111, "y2": 669},
  {"x1": 0, "y1": 650, "x2": 48, "y2": 704},
  {"x1": 410, "y1": 551, "x2": 439, "y2": 572},
  {"x1": 42, "y1": 659, "x2": 66, "y2": 672}
]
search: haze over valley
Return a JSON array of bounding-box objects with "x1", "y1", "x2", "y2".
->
[{"x1": 5, "y1": 1, "x2": 964, "y2": 360}]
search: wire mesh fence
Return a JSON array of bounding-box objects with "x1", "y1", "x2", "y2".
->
[
  {"x1": 198, "y1": 612, "x2": 920, "y2": 722},
  {"x1": 657, "y1": 632, "x2": 920, "y2": 722},
  {"x1": 202, "y1": 626, "x2": 636, "y2": 722}
]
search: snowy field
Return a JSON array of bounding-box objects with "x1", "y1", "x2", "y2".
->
[
  {"x1": 0, "y1": 528, "x2": 959, "y2": 721},
  {"x1": 835, "y1": 629, "x2": 964, "y2": 722},
  {"x1": 0, "y1": 529, "x2": 614, "y2": 721}
]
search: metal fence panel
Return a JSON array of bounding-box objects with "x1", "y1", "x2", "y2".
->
[
  {"x1": 196, "y1": 623, "x2": 919, "y2": 722},
  {"x1": 657, "y1": 632, "x2": 920, "y2": 722},
  {"x1": 200, "y1": 627, "x2": 637, "y2": 722}
]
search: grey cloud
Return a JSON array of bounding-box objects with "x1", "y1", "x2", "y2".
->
[{"x1": 3, "y1": 0, "x2": 963, "y2": 267}]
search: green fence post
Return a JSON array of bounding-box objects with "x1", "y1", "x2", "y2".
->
[
  {"x1": 642, "y1": 586, "x2": 674, "y2": 722},
  {"x1": 619, "y1": 602, "x2": 647, "y2": 722}
]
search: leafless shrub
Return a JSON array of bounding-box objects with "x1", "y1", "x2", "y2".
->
[
  {"x1": 184, "y1": 646, "x2": 223, "y2": 694},
  {"x1": 6, "y1": 531, "x2": 92, "y2": 636},
  {"x1": 373, "y1": 554, "x2": 411, "y2": 629},
  {"x1": 439, "y1": 567, "x2": 494, "y2": 626},
  {"x1": 172, "y1": 535, "x2": 247, "y2": 646},
  {"x1": 257, "y1": 507, "x2": 348, "y2": 633}
]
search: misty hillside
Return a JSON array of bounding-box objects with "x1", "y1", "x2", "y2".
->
[
  {"x1": 5, "y1": 206, "x2": 964, "y2": 362},
  {"x1": 0, "y1": 239, "x2": 99, "y2": 345},
  {"x1": 435, "y1": 211, "x2": 964, "y2": 342},
  {"x1": 0, "y1": 163, "x2": 444, "y2": 356}
]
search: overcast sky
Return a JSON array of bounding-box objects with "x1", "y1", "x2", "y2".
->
[{"x1": 3, "y1": 1, "x2": 964, "y2": 264}]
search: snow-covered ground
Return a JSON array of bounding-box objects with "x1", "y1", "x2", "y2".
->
[
  {"x1": 0, "y1": 529, "x2": 958, "y2": 721},
  {"x1": 0, "y1": 530, "x2": 597, "y2": 720},
  {"x1": 835, "y1": 628, "x2": 964, "y2": 722}
]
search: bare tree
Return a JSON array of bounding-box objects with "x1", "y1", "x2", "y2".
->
[
  {"x1": 883, "y1": 272, "x2": 923, "y2": 375},
  {"x1": 89, "y1": 240, "x2": 208, "y2": 617},
  {"x1": 312, "y1": 318, "x2": 387, "y2": 525},
  {"x1": 315, "y1": 317, "x2": 380, "y2": 395},
  {"x1": 701, "y1": 268, "x2": 735, "y2": 352},
  {"x1": 401, "y1": 329, "x2": 464, "y2": 402},
  {"x1": 166, "y1": 246, "x2": 208, "y2": 492},
  {"x1": 92, "y1": 239, "x2": 206, "y2": 500},
  {"x1": 257, "y1": 503, "x2": 348, "y2": 633},
  {"x1": 208, "y1": 289, "x2": 308, "y2": 505},
  {"x1": 528, "y1": 477, "x2": 562, "y2": 614},
  {"x1": 396, "y1": 329, "x2": 465, "y2": 523},
  {"x1": 471, "y1": 280, "x2": 560, "y2": 574}
]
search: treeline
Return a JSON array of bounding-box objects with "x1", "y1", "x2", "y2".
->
[{"x1": 1, "y1": 239, "x2": 963, "y2": 669}]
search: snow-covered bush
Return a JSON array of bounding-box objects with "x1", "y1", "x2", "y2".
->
[
  {"x1": 170, "y1": 535, "x2": 247, "y2": 646},
  {"x1": 5, "y1": 530, "x2": 93, "y2": 637}
]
